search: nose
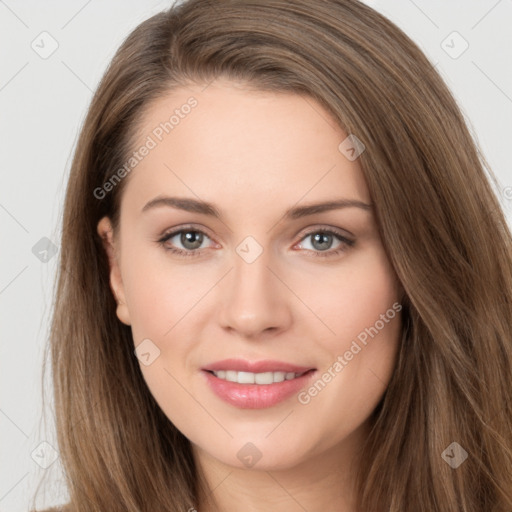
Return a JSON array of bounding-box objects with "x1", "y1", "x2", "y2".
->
[{"x1": 217, "y1": 244, "x2": 293, "y2": 339}]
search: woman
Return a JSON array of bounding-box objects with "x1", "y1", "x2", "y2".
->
[{"x1": 36, "y1": 0, "x2": 512, "y2": 510}]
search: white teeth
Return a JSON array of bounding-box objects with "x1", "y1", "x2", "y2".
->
[
  {"x1": 238, "y1": 371, "x2": 255, "y2": 384},
  {"x1": 211, "y1": 370, "x2": 304, "y2": 384},
  {"x1": 225, "y1": 370, "x2": 237, "y2": 382}
]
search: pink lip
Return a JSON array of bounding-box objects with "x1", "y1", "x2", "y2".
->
[
  {"x1": 201, "y1": 359, "x2": 317, "y2": 409},
  {"x1": 202, "y1": 358, "x2": 314, "y2": 374}
]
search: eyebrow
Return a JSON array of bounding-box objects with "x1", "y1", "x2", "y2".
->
[{"x1": 141, "y1": 195, "x2": 373, "y2": 220}]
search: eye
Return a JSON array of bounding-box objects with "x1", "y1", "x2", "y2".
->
[
  {"x1": 294, "y1": 228, "x2": 355, "y2": 258},
  {"x1": 157, "y1": 225, "x2": 355, "y2": 259},
  {"x1": 157, "y1": 226, "x2": 215, "y2": 258}
]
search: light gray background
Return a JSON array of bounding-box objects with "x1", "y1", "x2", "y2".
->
[{"x1": 1, "y1": 1, "x2": 511, "y2": 510}]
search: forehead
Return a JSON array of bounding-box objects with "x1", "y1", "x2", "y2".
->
[{"x1": 120, "y1": 79, "x2": 371, "y2": 220}]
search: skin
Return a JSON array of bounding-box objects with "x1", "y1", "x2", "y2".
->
[{"x1": 97, "y1": 78, "x2": 403, "y2": 512}]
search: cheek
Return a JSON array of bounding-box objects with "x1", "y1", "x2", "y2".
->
[
  {"x1": 314, "y1": 245, "x2": 400, "y2": 343},
  {"x1": 121, "y1": 246, "x2": 207, "y2": 340},
  {"x1": 307, "y1": 246, "x2": 402, "y2": 406},
  {"x1": 320, "y1": 249, "x2": 401, "y2": 410},
  {"x1": 120, "y1": 250, "x2": 204, "y2": 413}
]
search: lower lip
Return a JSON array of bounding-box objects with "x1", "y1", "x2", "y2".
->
[{"x1": 202, "y1": 370, "x2": 316, "y2": 409}]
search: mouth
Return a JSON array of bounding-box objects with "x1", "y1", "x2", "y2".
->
[{"x1": 201, "y1": 359, "x2": 317, "y2": 409}]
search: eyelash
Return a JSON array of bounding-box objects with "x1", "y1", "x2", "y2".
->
[{"x1": 157, "y1": 225, "x2": 355, "y2": 259}]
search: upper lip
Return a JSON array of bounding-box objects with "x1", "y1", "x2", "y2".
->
[{"x1": 202, "y1": 358, "x2": 316, "y2": 374}]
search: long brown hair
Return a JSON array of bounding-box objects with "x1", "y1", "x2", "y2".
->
[{"x1": 36, "y1": 0, "x2": 512, "y2": 510}]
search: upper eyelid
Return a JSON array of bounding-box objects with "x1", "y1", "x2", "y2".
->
[{"x1": 160, "y1": 224, "x2": 216, "y2": 243}]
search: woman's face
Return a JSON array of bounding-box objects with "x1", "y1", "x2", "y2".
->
[{"x1": 98, "y1": 78, "x2": 402, "y2": 472}]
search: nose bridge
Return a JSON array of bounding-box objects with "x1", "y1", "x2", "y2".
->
[
  {"x1": 233, "y1": 241, "x2": 272, "y2": 294},
  {"x1": 218, "y1": 235, "x2": 291, "y2": 336}
]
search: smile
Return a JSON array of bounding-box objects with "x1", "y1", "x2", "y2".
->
[{"x1": 202, "y1": 368, "x2": 317, "y2": 409}]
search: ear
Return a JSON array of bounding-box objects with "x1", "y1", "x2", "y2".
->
[{"x1": 97, "y1": 216, "x2": 131, "y2": 326}]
